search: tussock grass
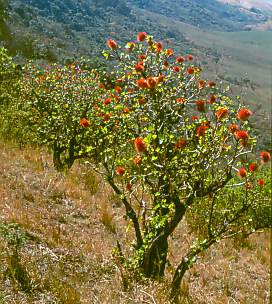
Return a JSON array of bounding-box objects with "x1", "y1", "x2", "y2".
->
[{"x1": 0, "y1": 141, "x2": 270, "y2": 303}]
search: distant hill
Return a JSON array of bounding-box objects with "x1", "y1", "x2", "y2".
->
[
  {"x1": 219, "y1": 0, "x2": 272, "y2": 13},
  {"x1": 0, "y1": 0, "x2": 269, "y2": 61}
]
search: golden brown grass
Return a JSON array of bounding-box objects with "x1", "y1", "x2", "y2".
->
[{"x1": 0, "y1": 141, "x2": 270, "y2": 303}]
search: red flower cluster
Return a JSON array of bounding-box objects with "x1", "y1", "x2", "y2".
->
[
  {"x1": 176, "y1": 97, "x2": 185, "y2": 103},
  {"x1": 137, "y1": 77, "x2": 158, "y2": 89},
  {"x1": 209, "y1": 95, "x2": 217, "y2": 104},
  {"x1": 187, "y1": 54, "x2": 194, "y2": 61},
  {"x1": 237, "y1": 108, "x2": 252, "y2": 121},
  {"x1": 147, "y1": 77, "x2": 157, "y2": 89},
  {"x1": 138, "y1": 54, "x2": 146, "y2": 60},
  {"x1": 228, "y1": 124, "x2": 239, "y2": 133},
  {"x1": 187, "y1": 67, "x2": 195, "y2": 74},
  {"x1": 173, "y1": 66, "x2": 180, "y2": 73},
  {"x1": 197, "y1": 124, "x2": 208, "y2": 137},
  {"x1": 104, "y1": 98, "x2": 112, "y2": 105},
  {"x1": 258, "y1": 179, "x2": 265, "y2": 186},
  {"x1": 134, "y1": 137, "x2": 147, "y2": 153},
  {"x1": 260, "y1": 151, "x2": 271, "y2": 163},
  {"x1": 156, "y1": 42, "x2": 163, "y2": 53},
  {"x1": 137, "y1": 78, "x2": 149, "y2": 89},
  {"x1": 238, "y1": 168, "x2": 247, "y2": 178},
  {"x1": 106, "y1": 39, "x2": 118, "y2": 50},
  {"x1": 196, "y1": 100, "x2": 205, "y2": 112},
  {"x1": 175, "y1": 138, "x2": 187, "y2": 150},
  {"x1": 115, "y1": 86, "x2": 122, "y2": 93},
  {"x1": 127, "y1": 42, "x2": 135, "y2": 50},
  {"x1": 198, "y1": 80, "x2": 206, "y2": 89},
  {"x1": 116, "y1": 167, "x2": 125, "y2": 176},
  {"x1": 208, "y1": 81, "x2": 216, "y2": 87},
  {"x1": 166, "y1": 49, "x2": 174, "y2": 57},
  {"x1": 192, "y1": 115, "x2": 199, "y2": 121},
  {"x1": 216, "y1": 108, "x2": 229, "y2": 120},
  {"x1": 137, "y1": 32, "x2": 147, "y2": 42},
  {"x1": 80, "y1": 118, "x2": 90, "y2": 128},
  {"x1": 235, "y1": 130, "x2": 249, "y2": 141},
  {"x1": 133, "y1": 154, "x2": 142, "y2": 165},
  {"x1": 135, "y1": 63, "x2": 145, "y2": 72},
  {"x1": 249, "y1": 163, "x2": 258, "y2": 172},
  {"x1": 176, "y1": 56, "x2": 185, "y2": 63}
]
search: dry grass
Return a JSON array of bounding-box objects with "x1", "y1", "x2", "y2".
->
[{"x1": 0, "y1": 141, "x2": 270, "y2": 303}]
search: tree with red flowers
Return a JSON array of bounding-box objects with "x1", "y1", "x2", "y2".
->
[{"x1": 25, "y1": 33, "x2": 271, "y2": 301}]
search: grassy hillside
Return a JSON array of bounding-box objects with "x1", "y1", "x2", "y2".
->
[{"x1": 0, "y1": 140, "x2": 270, "y2": 303}]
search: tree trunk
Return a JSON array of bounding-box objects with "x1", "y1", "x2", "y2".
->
[
  {"x1": 170, "y1": 258, "x2": 189, "y2": 303},
  {"x1": 142, "y1": 236, "x2": 168, "y2": 279},
  {"x1": 170, "y1": 239, "x2": 216, "y2": 302}
]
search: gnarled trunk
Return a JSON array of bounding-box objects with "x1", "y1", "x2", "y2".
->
[{"x1": 141, "y1": 236, "x2": 168, "y2": 279}]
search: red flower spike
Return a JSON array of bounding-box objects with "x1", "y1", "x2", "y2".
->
[
  {"x1": 104, "y1": 98, "x2": 112, "y2": 105},
  {"x1": 137, "y1": 78, "x2": 149, "y2": 89},
  {"x1": 249, "y1": 163, "x2": 258, "y2": 172},
  {"x1": 173, "y1": 66, "x2": 180, "y2": 73},
  {"x1": 166, "y1": 49, "x2": 174, "y2": 57},
  {"x1": 260, "y1": 151, "x2": 271, "y2": 163},
  {"x1": 196, "y1": 100, "x2": 205, "y2": 112},
  {"x1": 187, "y1": 54, "x2": 194, "y2": 61},
  {"x1": 128, "y1": 42, "x2": 135, "y2": 50},
  {"x1": 80, "y1": 118, "x2": 91, "y2": 128},
  {"x1": 175, "y1": 138, "x2": 187, "y2": 150},
  {"x1": 133, "y1": 154, "x2": 142, "y2": 165},
  {"x1": 192, "y1": 115, "x2": 199, "y2": 121},
  {"x1": 156, "y1": 42, "x2": 163, "y2": 53},
  {"x1": 208, "y1": 81, "x2": 216, "y2": 87},
  {"x1": 228, "y1": 124, "x2": 239, "y2": 133},
  {"x1": 137, "y1": 32, "x2": 147, "y2": 42},
  {"x1": 123, "y1": 107, "x2": 130, "y2": 114},
  {"x1": 198, "y1": 79, "x2": 206, "y2": 89},
  {"x1": 138, "y1": 54, "x2": 146, "y2": 60},
  {"x1": 103, "y1": 113, "x2": 111, "y2": 121},
  {"x1": 197, "y1": 124, "x2": 208, "y2": 137},
  {"x1": 216, "y1": 108, "x2": 229, "y2": 120},
  {"x1": 176, "y1": 56, "x2": 185, "y2": 63},
  {"x1": 106, "y1": 39, "x2": 118, "y2": 50},
  {"x1": 235, "y1": 130, "x2": 249, "y2": 141},
  {"x1": 134, "y1": 137, "x2": 147, "y2": 153},
  {"x1": 147, "y1": 77, "x2": 157, "y2": 89},
  {"x1": 237, "y1": 108, "x2": 252, "y2": 121},
  {"x1": 258, "y1": 179, "x2": 265, "y2": 186},
  {"x1": 245, "y1": 182, "x2": 253, "y2": 189},
  {"x1": 135, "y1": 63, "x2": 145, "y2": 72},
  {"x1": 238, "y1": 168, "x2": 247, "y2": 178},
  {"x1": 157, "y1": 74, "x2": 165, "y2": 83},
  {"x1": 187, "y1": 67, "x2": 195, "y2": 74},
  {"x1": 99, "y1": 83, "x2": 106, "y2": 90},
  {"x1": 115, "y1": 86, "x2": 122, "y2": 93},
  {"x1": 116, "y1": 167, "x2": 125, "y2": 176},
  {"x1": 176, "y1": 97, "x2": 185, "y2": 103},
  {"x1": 209, "y1": 95, "x2": 217, "y2": 104}
]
